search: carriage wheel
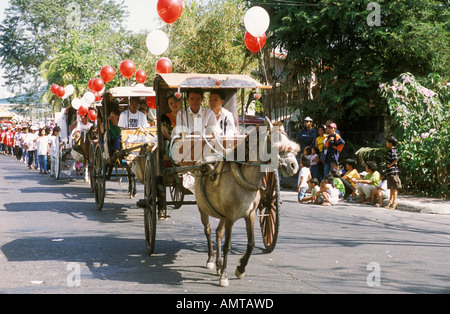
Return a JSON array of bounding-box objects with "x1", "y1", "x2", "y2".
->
[
  {"x1": 89, "y1": 141, "x2": 96, "y2": 192},
  {"x1": 169, "y1": 182, "x2": 184, "y2": 209},
  {"x1": 258, "y1": 169, "x2": 280, "y2": 252},
  {"x1": 93, "y1": 143, "x2": 106, "y2": 211},
  {"x1": 144, "y1": 152, "x2": 157, "y2": 255}
]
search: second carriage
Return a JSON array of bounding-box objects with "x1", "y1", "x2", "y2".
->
[{"x1": 90, "y1": 85, "x2": 158, "y2": 211}]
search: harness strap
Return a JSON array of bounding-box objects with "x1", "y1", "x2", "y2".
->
[{"x1": 199, "y1": 171, "x2": 225, "y2": 219}]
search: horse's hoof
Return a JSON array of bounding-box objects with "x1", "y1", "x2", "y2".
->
[
  {"x1": 219, "y1": 278, "x2": 229, "y2": 287},
  {"x1": 206, "y1": 262, "x2": 215, "y2": 270},
  {"x1": 235, "y1": 267, "x2": 245, "y2": 279},
  {"x1": 216, "y1": 268, "x2": 222, "y2": 276}
]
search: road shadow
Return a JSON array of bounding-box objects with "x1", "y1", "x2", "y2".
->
[{"x1": 1, "y1": 236, "x2": 193, "y2": 287}]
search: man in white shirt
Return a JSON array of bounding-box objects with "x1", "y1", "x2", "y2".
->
[
  {"x1": 175, "y1": 89, "x2": 219, "y2": 136},
  {"x1": 118, "y1": 97, "x2": 149, "y2": 129},
  {"x1": 209, "y1": 90, "x2": 236, "y2": 136}
]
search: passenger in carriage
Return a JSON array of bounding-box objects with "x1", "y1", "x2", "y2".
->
[
  {"x1": 118, "y1": 97, "x2": 149, "y2": 129},
  {"x1": 209, "y1": 90, "x2": 236, "y2": 136},
  {"x1": 175, "y1": 89, "x2": 220, "y2": 136},
  {"x1": 161, "y1": 92, "x2": 182, "y2": 140},
  {"x1": 107, "y1": 107, "x2": 122, "y2": 155}
]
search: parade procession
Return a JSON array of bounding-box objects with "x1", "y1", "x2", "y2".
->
[{"x1": 1, "y1": 0, "x2": 450, "y2": 297}]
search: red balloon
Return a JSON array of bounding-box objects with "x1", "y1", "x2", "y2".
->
[
  {"x1": 135, "y1": 70, "x2": 147, "y2": 84},
  {"x1": 92, "y1": 78, "x2": 104, "y2": 93},
  {"x1": 156, "y1": 57, "x2": 173, "y2": 74},
  {"x1": 244, "y1": 31, "x2": 267, "y2": 53},
  {"x1": 88, "y1": 109, "x2": 97, "y2": 121},
  {"x1": 146, "y1": 96, "x2": 156, "y2": 109},
  {"x1": 56, "y1": 86, "x2": 65, "y2": 98},
  {"x1": 120, "y1": 59, "x2": 136, "y2": 79},
  {"x1": 157, "y1": 0, "x2": 183, "y2": 24},
  {"x1": 51, "y1": 84, "x2": 59, "y2": 94},
  {"x1": 78, "y1": 106, "x2": 88, "y2": 116},
  {"x1": 100, "y1": 65, "x2": 115, "y2": 83},
  {"x1": 88, "y1": 78, "x2": 95, "y2": 92}
]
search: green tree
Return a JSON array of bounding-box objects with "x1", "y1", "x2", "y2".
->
[
  {"x1": 249, "y1": 0, "x2": 449, "y2": 123},
  {"x1": 380, "y1": 73, "x2": 449, "y2": 197},
  {"x1": 0, "y1": 0, "x2": 127, "y2": 98}
]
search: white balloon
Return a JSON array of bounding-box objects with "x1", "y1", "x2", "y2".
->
[
  {"x1": 82, "y1": 91, "x2": 95, "y2": 105},
  {"x1": 146, "y1": 30, "x2": 169, "y2": 56},
  {"x1": 71, "y1": 98, "x2": 82, "y2": 110},
  {"x1": 244, "y1": 6, "x2": 270, "y2": 37},
  {"x1": 62, "y1": 84, "x2": 75, "y2": 100},
  {"x1": 65, "y1": 84, "x2": 75, "y2": 96}
]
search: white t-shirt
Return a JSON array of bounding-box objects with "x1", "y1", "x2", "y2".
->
[
  {"x1": 77, "y1": 121, "x2": 93, "y2": 132},
  {"x1": 118, "y1": 110, "x2": 149, "y2": 129},
  {"x1": 35, "y1": 136, "x2": 49, "y2": 155},
  {"x1": 216, "y1": 107, "x2": 237, "y2": 136},
  {"x1": 48, "y1": 135, "x2": 60, "y2": 157},
  {"x1": 24, "y1": 133, "x2": 38, "y2": 151},
  {"x1": 309, "y1": 154, "x2": 318, "y2": 166},
  {"x1": 297, "y1": 167, "x2": 311, "y2": 188}
]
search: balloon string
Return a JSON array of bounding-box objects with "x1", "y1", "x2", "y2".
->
[
  {"x1": 258, "y1": 39, "x2": 269, "y2": 85},
  {"x1": 167, "y1": 24, "x2": 172, "y2": 58}
]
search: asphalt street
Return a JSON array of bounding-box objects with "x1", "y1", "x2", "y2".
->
[{"x1": 1, "y1": 154, "x2": 450, "y2": 295}]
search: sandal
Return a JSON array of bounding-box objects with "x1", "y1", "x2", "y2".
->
[{"x1": 391, "y1": 203, "x2": 398, "y2": 209}]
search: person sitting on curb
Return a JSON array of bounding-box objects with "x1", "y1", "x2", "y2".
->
[{"x1": 354, "y1": 161, "x2": 381, "y2": 204}]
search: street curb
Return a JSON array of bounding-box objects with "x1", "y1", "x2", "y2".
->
[{"x1": 280, "y1": 179, "x2": 450, "y2": 215}]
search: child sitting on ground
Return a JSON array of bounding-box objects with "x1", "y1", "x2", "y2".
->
[
  {"x1": 370, "y1": 171, "x2": 390, "y2": 207},
  {"x1": 313, "y1": 174, "x2": 340, "y2": 206},
  {"x1": 299, "y1": 178, "x2": 320, "y2": 203}
]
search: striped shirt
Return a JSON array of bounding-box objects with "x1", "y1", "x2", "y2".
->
[{"x1": 385, "y1": 147, "x2": 399, "y2": 175}]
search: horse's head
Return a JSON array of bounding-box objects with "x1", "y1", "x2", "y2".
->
[{"x1": 265, "y1": 117, "x2": 299, "y2": 177}]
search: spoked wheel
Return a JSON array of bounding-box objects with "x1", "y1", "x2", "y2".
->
[
  {"x1": 144, "y1": 152, "x2": 157, "y2": 256},
  {"x1": 258, "y1": 169, "x2": 280, "y2": 253},
  {"x1": 93, "y1": 143, "x2": 106, "y2": 211},
  {"x1": 169, "y1": 182, "x2": 184, "y2": 209},
  {"x1": 89, "y1": 141, "x2": 96, "y2": 192}
]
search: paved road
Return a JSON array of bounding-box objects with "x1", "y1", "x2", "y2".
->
[{"x1": 1, "y1": 154, "x2": 450, "y2": 294}]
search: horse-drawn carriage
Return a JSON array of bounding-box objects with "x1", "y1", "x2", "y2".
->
[
  {"x1": 89, "y1": 85, "x2": 157, "y2": 210},
  {"x1": 135, "y1": 73, "x2": 300, "y2": 286}
]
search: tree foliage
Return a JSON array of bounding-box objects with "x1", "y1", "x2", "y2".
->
[
  {"x1": 249, "y1": 0, "x2": 449, "y2": 123},
  {"x1": 380, "y1": 73, "x2": 449, "y2": 197},
  {"x1": 167, "y1": 0, "x2": 258, "y2": 74},
  {"x1": 0, "y1": 0, "x2": 127, "y2": 96}
]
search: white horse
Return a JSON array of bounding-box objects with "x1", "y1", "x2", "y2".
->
[{"x1": 194, "y1": 118, "x2": 299, "y2": 286}]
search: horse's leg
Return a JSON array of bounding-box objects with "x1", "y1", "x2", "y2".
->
[
  {"x1": 215, "y1": 219, "x2": 225, "y2": 275},
  {"x1": 219, "y1": 219, "x2": 233, "y2": 287},
  {"x1": 199, "y1": 210, "x2": 215, "y2": 270},
  {"x1": 235, "y1": 210, "x2": 255, "y2": 279}
]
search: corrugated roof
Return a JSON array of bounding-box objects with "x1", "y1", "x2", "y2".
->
[{"x1": 155, "y1": 73, "x2": 271, "y2": 90}]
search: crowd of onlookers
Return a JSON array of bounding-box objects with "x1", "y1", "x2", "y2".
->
[
  {"x1": 0, "y1": 123, "x2": 62, "y2": 176},
  {"x1": 295, "y1": 117, "x2": 401, "y2": 209}
]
